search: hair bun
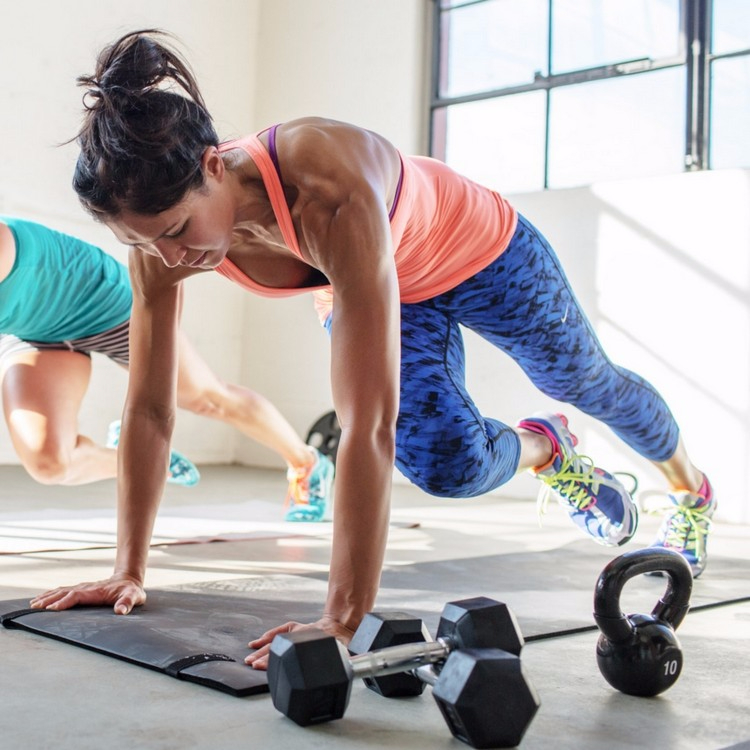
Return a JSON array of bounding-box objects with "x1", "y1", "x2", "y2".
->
[
  {"x1": 79, "y1": 30, "x2": 206, "y2": 109},
  {"x1": 73, "y1": 29, "x2": 218, "y2": 217}
]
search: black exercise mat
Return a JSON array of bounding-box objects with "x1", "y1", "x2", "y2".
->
[
  {"x1": 373, "y1": 539, "x2": 750, "y2": 637},
  {"x1": 0, "y1": 591, "x2": 326, "y2": 696},
  {"x1": 2, "y1": 541, "x2": 747, "y2": 697}
]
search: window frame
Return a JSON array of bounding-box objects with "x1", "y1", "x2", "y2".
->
[{"x1": 430, "y1": 0, "x2": 750, "y2": 187}]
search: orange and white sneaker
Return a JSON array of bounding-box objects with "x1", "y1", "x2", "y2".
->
[{"x1": 284, "y1": 448, "x2": 335, "y2": 522}]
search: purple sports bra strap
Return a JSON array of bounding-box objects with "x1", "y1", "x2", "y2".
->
[
  {"x1": 227, "y1": 134, "x2": 303, "y2": 259},
  {"x1": 268, "y1": 124, "x2": 282, "y2": 175}
]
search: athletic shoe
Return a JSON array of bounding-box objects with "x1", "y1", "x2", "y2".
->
[
  {"x1": 517, "y1": 412, "x2": 638, "y2": 547},
  {"x1": 105, "y1": 420, "x2": 121, "y2": 450},
  {"x1": 166, "y1": 449, "x2": 201, "y2": 487},
  {"x1": 649, "y1": 476, "x2": 716, "y2": 578},
  {"x1": 284, "y1": 448, "x2": 335, "y2": 522},
  {"x1": 106, "y1": 420, "x2": 201, "y2": 486}
]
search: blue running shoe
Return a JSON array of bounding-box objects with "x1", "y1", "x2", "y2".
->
[
  {"x1": 284, "y1": 448, "x2": 335, "y2": 522},
  {"x1": 649, "y1": 476, "x2": 716, "y2": 578},
  {"x1": 517, "y1": 412, "x2": 638, "y2": 547},
  {"x1": 166, "y1": 449, "x2": 201, "y2": 486},
  {"x1": 106, "y1": 420, "x2": 201, "y2": 487}
]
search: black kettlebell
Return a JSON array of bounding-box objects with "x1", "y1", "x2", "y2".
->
[{"x1": 594, "y1": 547, "x2": 693, "y2": 697}]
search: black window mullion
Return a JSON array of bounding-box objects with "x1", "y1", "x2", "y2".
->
[
  {"x1": 432, "y1": 56, "x2": 686, "y2": 110},
  {"x1": 429, "y1": 0, "x2": 446, "y2": 160},
  {"x1": 685, "y1": 0, "x2": 710, "y2": 170},
  {"x1": 440, "y1": 0, "x2": 488, "y2": 10},
  {"x1": 709, "y1": 46, "x2": 750, "y2": 62},
  {"x1": 544, "y1": 0, "x2": 552, "y2": 189}
]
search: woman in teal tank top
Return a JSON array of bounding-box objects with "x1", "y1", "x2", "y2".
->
[{"x1": 0, "y1": 217, "x2": 333, "y2": 513}]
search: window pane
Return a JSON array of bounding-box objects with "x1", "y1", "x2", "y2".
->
[
  {"x1": 441, "y1": 91, "x2": 546, "y2": 194},
  {"x1": 710, "y1": 56, "x2": 750, "y2": 169},
  {"x1": 552, "y1": 0, "x2": 681, "y2": 73},
  {"x1": 439, "y1": 0, "x2": 548, "y2": 98},
  {"x1": 548, "y1": 68, "x2": 685, "y2": 188},
  {"x1": 712, "y1": 0, "x2": 750, "y2": 55}
]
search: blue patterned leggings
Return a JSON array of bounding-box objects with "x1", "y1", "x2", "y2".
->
[{"x1": 393, "y1": 214, "x2": 679, "y2": 498}]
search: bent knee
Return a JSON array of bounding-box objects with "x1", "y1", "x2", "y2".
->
[
  {"x1": 395, "y1": 424, "x2": 521, "y2": 498},
  {"x1": 180, "y1": 383, "x2": 268, "y2": 425},
  {"x1": 24, "y1": 450, "x2": 71, "y2": 485},
  {"x1": 412, "y1": 471, "x2": 478, "y2": 498},
  {"x1": 179, "y1": 389, "x2": 225, "y2": 418},
  {"x1": 396, "y1": 449, "x2": 514, "y2": 499},
  {"x1": 399, "y1": 462, "x2": 493, "y2": 498}
]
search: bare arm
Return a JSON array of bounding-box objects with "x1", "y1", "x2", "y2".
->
[
  {"x1": 247, "y1": 120, "x2": 402, "y2": 663},
  {"x1": 0, "y1": 222, "x2": 16, "y2": 282},
  {"x1": 112, "y1": 250, "x2": 184, "y2": 587},
  {"x1": 30, "y1": 251, "x2": 191, "y2": 613}
]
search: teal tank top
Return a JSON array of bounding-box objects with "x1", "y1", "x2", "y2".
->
[{"x1": 0, "y1": 217, "x2": 132, "y2": 341}]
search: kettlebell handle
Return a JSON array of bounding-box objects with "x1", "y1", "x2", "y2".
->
[{"x1": 593, "y1": 548, "x2": 693, "y2": 643}]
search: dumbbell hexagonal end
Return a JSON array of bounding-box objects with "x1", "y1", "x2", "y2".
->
[
  {"x1": 267, "y1": 629, "x2": 353, "y2": 726},
  {"x1": 348, "y1": 612, "x2": 431, "y2": 697},
  {"x1": 431, "y1": 648, "x2": 540, "y2": 749},
  {"x1": 437, "y1": 597, "x2": 524, "y2": 656}
]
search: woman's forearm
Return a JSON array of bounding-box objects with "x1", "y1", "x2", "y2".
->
[
  {"x1": 113, "y1": 409, "x2": 173, "y2": 581},
  {"x1": 323, "y1": 426, "x2": 395, "y2": 632}
]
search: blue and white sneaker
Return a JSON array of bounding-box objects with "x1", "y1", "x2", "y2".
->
[
  {"x1": 284, "y1": 448, "x2": 335, "y2": 522},
  {"x1": 166, "y1": 449, "x2": 201, "y2": 487},
  {"x1": 649, "y1": 476, "x2": 716, "y2": 578},
  {"x1": 517, "y1": 412, "x2": 638, "y2": 547},
  {"x1": 106, "y1": 420, "x2": 122, "y2": 450},
  {"x1": 106, "y1": 420, "x2": 200, "y2": 487}
]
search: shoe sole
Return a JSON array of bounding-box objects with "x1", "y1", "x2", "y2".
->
[{"x1": 615, "y1": 501, "x2": 639, "y2": 547}]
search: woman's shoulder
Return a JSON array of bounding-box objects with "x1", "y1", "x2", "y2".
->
[
  {"x1": 0, "y1": 217, "x2": 117, "y2": 270},
  {"x1": 278, "y1": 119, "x2": 400, "y2": 191},
  {"x1": 280, "y1": 117, "x2": 390, "y2": 151},
  {"x1": 0, "y1": 221, "x2": 17, "y2": 282},
  {"x1": 0, "y1": 216, "x2": 62, "y2": 247},
  {"x1": 0, "y1": 219, "x2": 14, "y2": 248}
]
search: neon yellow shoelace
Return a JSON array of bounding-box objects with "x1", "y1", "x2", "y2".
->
[
  {"x1": 535, "y1": 453, "x2": 621, "y2": 522},
  {"x1": 661, "y1": 505, "x2": 713, "y2": 559}
]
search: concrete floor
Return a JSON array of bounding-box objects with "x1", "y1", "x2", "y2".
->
[{"x1": 1, "y1": 464, "x2": 749, "y2": 750}]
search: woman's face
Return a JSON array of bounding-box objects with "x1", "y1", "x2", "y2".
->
[{"x1": 106, "y1": 148, "x2": 235, "y2": 270}]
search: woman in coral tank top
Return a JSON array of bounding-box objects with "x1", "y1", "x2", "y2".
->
[{"x1": 31, "y1": 31, "x2": 715, "y2": 668}]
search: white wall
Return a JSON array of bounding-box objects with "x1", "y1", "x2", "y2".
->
[
  {"x1": 480, "y1": 169, "x2": 750, "y2": 524},
  {"x1": 0, "y1": 0, "x2": 260, "y2": 463}
]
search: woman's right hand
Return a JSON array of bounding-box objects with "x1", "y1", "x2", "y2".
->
[{"x1": 29, "y1": 573, "x2": 146, "y2": 615}]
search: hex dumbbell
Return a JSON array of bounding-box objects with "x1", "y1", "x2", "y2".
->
[
  {"x1": 267, "y1": 597, "x2": 540, "y2": 748},
  {"x1": 412, "y1": 649, "x2": 539, "y2": 749},
  {"x1": 348, "y1": 596, "x2": 523, "y2": 697}
]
